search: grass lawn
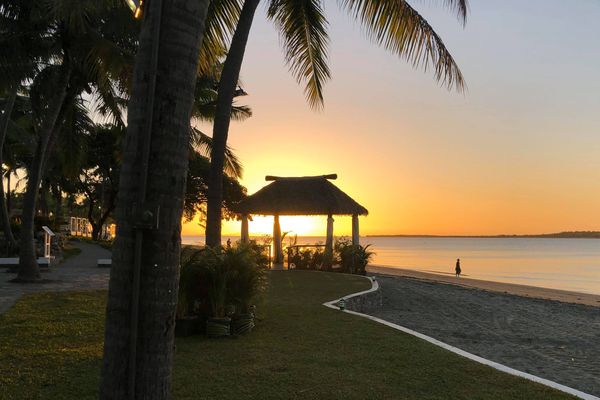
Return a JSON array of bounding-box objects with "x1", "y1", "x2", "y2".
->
[{"x1": 0, "y1": 271, "x2": 574, "y2": 400}]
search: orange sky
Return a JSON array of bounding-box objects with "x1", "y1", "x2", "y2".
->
[{"x1": 184, "y1": 1, "x2": 600, "y2": 237}]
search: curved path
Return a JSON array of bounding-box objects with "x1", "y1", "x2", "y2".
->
[{"x1": 0, "y1": 242, "x2": 111, "y2": 314}]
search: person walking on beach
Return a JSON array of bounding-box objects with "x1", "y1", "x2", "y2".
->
[{"x1": 455, "y1": 258, "x2": 461, "y2": 277}]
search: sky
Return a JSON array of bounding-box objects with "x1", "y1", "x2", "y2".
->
[{"x1": 184, "y1": 0, "x2": 600, "y2": 237}]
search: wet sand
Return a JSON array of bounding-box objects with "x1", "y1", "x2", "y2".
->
[
  {"x1": 367, "y1": 272, "x2": 600, "y2": 396},
  {"x1": 368, "y1": 265, "x2": 600, "y2": 307}
]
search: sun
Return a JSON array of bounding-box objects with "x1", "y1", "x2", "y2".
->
[
  {"x1": 220, "y1": 214, "x2": 356, "y2": 238},
  {"x1": 245, "y1": 216, "x2": 321, "y2": 236}
]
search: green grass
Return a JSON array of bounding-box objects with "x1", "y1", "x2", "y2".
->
[{"x1": 0, "y1": 271, "x2": 575, "y2": 400}]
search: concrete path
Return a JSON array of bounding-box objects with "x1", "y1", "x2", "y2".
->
[
  {"x1": 369, "y1": 273, "x2": 600, "y2": 397},
  {"x1": 0, "y1": 242, "x2": 111, "y2": 314}
]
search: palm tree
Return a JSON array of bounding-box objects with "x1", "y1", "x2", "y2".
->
[
  {"x1": 99, "y1": 0, "x2": 213, "y2": 398},
  {"x1": 0, "y1": 0, "x2": 139, "y2": 281},
  {"x1": 0, "y1": 0, "x2": 55, "y2": 251},
  {"x1": 0, "y1": 89, "x2": 18, "y2": 249},
  {"x1": 205, "y1": 0, "x2": 469, "y2": 246}
]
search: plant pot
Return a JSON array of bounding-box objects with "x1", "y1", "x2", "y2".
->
[
  {"x1": 206, "y1": 317, "x2": 231, "y2": 338},
  {"x1": 175, "y1": 316, "x2": 199, "y2": 337},
  {"x1": 231, "y1": 313, "x2": 255, "y2": 335}
]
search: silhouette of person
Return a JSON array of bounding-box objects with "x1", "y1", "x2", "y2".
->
[
  {"x1": 226, "y1": 238, "x2": 232, "y2": 249},
  {"x1": 455, "y1": 258, "x2": 461, "y2": 277}
]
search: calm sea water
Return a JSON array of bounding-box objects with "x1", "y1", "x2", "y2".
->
[{"x1": 181, "y1": 235, "x2": 600, "y2": 295}]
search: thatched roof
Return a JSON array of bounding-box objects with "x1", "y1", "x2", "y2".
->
[{"x1": 234, "y1": 174, "x2": 368, "y2": 216}]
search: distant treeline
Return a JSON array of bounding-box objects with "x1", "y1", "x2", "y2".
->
[{"x1": 368, "y1": 231, "x2": 600, "y2": 239}]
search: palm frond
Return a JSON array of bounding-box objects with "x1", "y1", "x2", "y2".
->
[
  {"x1": 412, "y1": 0, "x2": 468, "y2": 25},
  {"x1": 54, "y1": 95, "x2": 94, "y2": 178},
  {"x1": 0, "y1": 1, "x2": 55, "y2": 88},
  {"x1": 338, "y1": 0, "x2": 466, "y2": 91},
  {"x1": 193, "y1": 101, "x2": 252, "y2": 123},
  {"x1": 191, "y1": 62, "x2": 252, "y2": 123},
  {"x1": 268, "y1": 0, "x2": 330, "y2": 109},
  {"x1": 47, "y1": 0, "x2": 105, "y2": 35},
  {"x1": 199, "y1": 0, "x2": 243, "y2": 75},
  {"x1": 230, "y1": 104, "x2": 252, "y2": 121},
  {"x1": 190, "y1": 127, "x2": 243, "y2": 179}
]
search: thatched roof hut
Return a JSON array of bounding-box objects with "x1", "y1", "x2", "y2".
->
[
  {"x1": 236, "y1": 174, "x2": 367, "y2": 269},
  {"x1": 234, "y1": 174, "x2": 368, "y2": 216}
]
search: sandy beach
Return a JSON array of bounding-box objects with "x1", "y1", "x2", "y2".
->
[
  {"x1": 368, "y1": 265, "x2": 600, "y2": 308},
  {"x1": 367, "y1": 271, "x2": 600, "y2": 396}
]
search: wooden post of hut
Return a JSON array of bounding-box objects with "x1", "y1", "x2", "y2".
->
[
  {"x1": 325, "y1": 214, "x2": 334, "y2": 265},
  {"x1": 241, "y1": 214, "x2": 249, "y2": 243},
  {"x1": 352, "y1": 214, "x2": 360, "y2": 246},
  {"x1": 273, "y1": 215, "x2": 283, "y2": 270}
]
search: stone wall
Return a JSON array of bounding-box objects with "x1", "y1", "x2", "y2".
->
[{"x1": 344, "y1": 277, "x2": 383, "y2": 313}]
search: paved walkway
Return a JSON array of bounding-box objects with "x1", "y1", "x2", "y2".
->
[
  {"x1": 369, "y1": 273, "x2": 600, "y2": 397},
  {"x1": 0, "y1": 242, "x2": 111, "y2": 314}
]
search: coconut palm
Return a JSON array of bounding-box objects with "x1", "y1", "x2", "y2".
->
[
  {"x1": 205, "y1": 0, "x2": 469, "y2": 246},
  {"x1": 0, "y1": 0, "x2": 145, "y2": 281},
  {"x1": 0, "y1": 0, "x2": 55, "y2": 250},
  {"x1": 0, "y1": 90, "x2": 18, "y2": 249},
  {"x1": 98, "y1": 0, "x2": 218, "y2": 397},
  {"x1": 0, "y1": 0, "x2": 113, "y2": 279}
]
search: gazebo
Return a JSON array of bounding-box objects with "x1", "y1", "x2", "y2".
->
[{"x1": 234, "y1": 174, "x2": 368, "y2": 269}]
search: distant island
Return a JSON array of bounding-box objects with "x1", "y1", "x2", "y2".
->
[{"x1": 367, "y1": 231, "x2": 600, "y2": 239}]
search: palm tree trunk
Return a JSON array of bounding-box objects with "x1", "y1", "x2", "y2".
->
[
  {"x1": 0, "y1": 88, "x2": 18, "y2": 250},
  {"x1": 52, "y1": 185, "x2": 63, "y2": 225},
  {"x1": 38, "y1": 178, "x2": 50, "y2": 218},
  {"x1": 6, "y1": 170, "x2": 11, "y2": 213},
  {"x1": 99, "y1": 1, "x2": 209, "y2": 398},
  {"x1": 16, "y1": 66, "x2": 71, "y2": 282},
  {"x1": 205, "y1": 0, "x2": 260, "y2": 247},
  {"x1": 86, "y1": 196, "x2": 99, "y2": 240}
]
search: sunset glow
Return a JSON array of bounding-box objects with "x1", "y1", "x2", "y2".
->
[{"x1": 183, "y1": 1, "x2": 600, "y2": 238}]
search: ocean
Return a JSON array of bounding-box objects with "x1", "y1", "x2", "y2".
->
[{"x1": 181, "y1": 235, "x2": 600, "y2": 295}]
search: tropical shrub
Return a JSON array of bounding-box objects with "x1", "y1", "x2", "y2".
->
[
  {"x1": 224, "y1": 244, "x2": 266, "y2": 314},
  {"x1": 178, "y1": 247, "x2": 212, "y2": 319},
  {"x1": 248, "y1": 240, "x2": 271, "y2": 269},
  {"x1": 335, "y1": 237, "x2": 374, "y2": 275},
  {"x1": 288, "y1": 246, "x2": 326, "y2": 270}
]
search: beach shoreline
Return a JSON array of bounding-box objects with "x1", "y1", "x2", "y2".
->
[
  {"x1": 367, "y1": 264, "x2": 600, "y2": 308},
  {"x1": 367, "y1": 273, "x2": 600, "y2": 396}
]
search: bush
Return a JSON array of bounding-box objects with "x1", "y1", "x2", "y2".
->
[
  {"x1": 247, "y1": 241, "x2": 271, "y2": 268},
  {"x1": 225, "y1": 244, "x2": 267, "y2": 314},
  {"x1": 288, "y1": 246, "x2": 326, "y2": 270},
  {"x1": 335, "y1": 237, "x2": 374, "y2": 275},
  {"x1": 178, "y1": 248, "x2": 213, "y2": 319}
]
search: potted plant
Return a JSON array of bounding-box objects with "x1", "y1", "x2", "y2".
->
[
  {"x1": 174, "y1": 248, "x2": 206, "y2": 337},
  {"x1": 205, "y1": 248, "x2": 233, "y2": 337},
  {"x1": 227, "y1": 244, "x2": 266, "y2": 335}
]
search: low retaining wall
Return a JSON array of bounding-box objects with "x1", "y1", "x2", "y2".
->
[
  {"x1": 345, "y1": 282, "x2": 382, "y2": 312},
  {"x1": 333, "y1": 276, "x2": 382, "y2": 313}
]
